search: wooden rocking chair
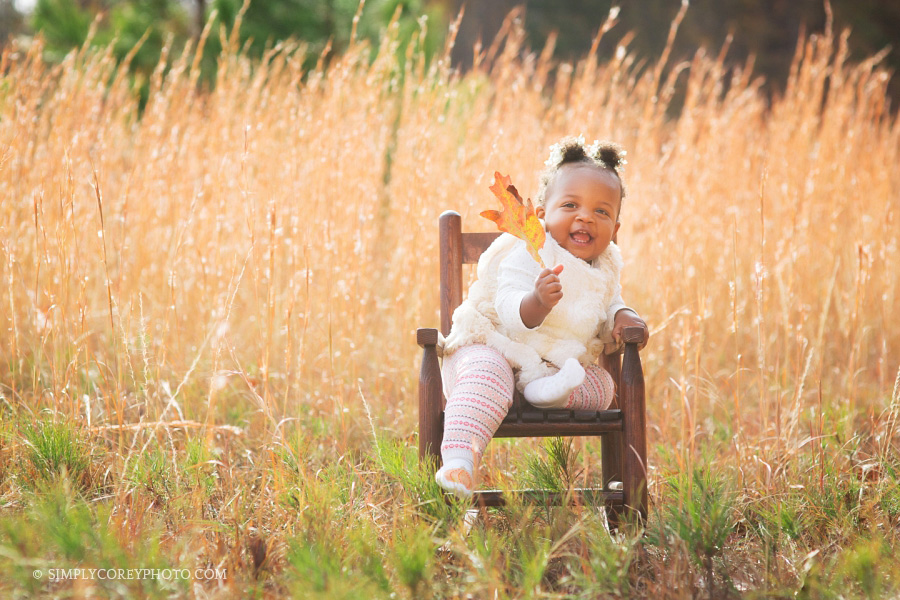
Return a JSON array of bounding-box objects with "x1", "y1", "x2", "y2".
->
[{"x1": 417, "y1": 210, "x2": 648, "y2": 523}]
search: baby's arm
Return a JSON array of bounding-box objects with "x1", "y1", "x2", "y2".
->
[
  {"x1": 495, "y1": 246, "x2": 560, "y2": 331},
  {"x1": 519, "y1": 265, "x2": 563, "y2": 329},
  {"x1": 611, "y1": 308, "x2": 649, "y2": 349},
  {"x1": 599, "y1": 288, "x2": 650, "y2": 350}
]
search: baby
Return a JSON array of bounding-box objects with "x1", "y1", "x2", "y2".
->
[{"x1": 436, "y1": 136, "x2": 649, "y2": 498}]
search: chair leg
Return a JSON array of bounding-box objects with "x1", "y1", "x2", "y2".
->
[
  {"x1": 601, "y1": 353, "x2": 624, "y2": 528},
  {"x1": 417, "y1": 330, "x2": 443, "y2": 469},
  {"x1": 621, "y1": 340, "x2": 648, "y2": 523}
]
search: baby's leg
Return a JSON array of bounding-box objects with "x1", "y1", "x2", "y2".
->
[
  {"x1": 564, "y1": 364, "x2": 615, "y2": 410},
  {"x1": 523, "y1": 358, "x2": 585, "y2": 408},
  {"x1": 436, "y1": 345, "x2": 514, "y2": 498},
  {"x1": 524, "y1": 362, "x2": 615, "y2": 410}
]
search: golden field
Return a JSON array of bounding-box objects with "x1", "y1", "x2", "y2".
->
[{"x1": 1, "y1": 9, "x2": 899, "y2": 598}]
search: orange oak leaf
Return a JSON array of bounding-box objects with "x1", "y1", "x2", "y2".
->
[{"x1": 481, "y1": 172, "x2": 546, "y2": 267}]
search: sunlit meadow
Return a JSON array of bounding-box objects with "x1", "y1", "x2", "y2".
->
[{"x1": 1, "y1": 6, "x2": 899, "y2": 598}]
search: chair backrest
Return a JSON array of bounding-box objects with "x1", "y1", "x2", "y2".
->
[
  {"x1": 439, "y1": 211, "x2": 498, "y2": 335},
  {"x1": 438, "y1": 210, "x2": 619, "y2": 335}
]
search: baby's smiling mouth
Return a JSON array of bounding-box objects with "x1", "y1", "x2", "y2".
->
[{"x1": 570, "y1": 230, "x2": 594, "y2": 244}]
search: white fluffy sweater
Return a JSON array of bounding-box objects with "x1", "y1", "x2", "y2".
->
[{"x1": 442, "y1": 232, "x2": 626, "y2": 391}]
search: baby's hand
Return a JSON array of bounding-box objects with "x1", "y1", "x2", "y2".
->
[
  {"x1": 534, "y1": 264, "x2": 564, "y2": 309},
  {"x1": 612, "y1": 309, "x2": 649, "y2": 350}
]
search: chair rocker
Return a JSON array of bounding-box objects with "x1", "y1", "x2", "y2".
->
[{"x1": 417, "y1": 210, "x2": 649, "y2": 523}]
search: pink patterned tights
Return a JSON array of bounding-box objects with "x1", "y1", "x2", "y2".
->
[{"x1": 439, "y1": 344, "x2": 614, "y2": 480}]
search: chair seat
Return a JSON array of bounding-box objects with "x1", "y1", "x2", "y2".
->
[
  {"x1": 505, "y1": 390, "x2": 622, "y2": 425},
  {"x1": 496, "y1": 408, "x2": 623, "y2": 437},
  {"x1": 440, "y1": 391, "x2": 624, "y2": 438}
]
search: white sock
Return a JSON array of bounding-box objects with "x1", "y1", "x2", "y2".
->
[
  {"x1": 523, "y1": 358, "x2": 585, "y2": 408},
  {"x1": 435, "y1": 457, "x2": 475, "y2": 498}
]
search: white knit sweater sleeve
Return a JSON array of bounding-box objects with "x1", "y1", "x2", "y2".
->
[
  {"x1": 494, "y1": 244, "x2": 539, "y2": 336},
  {"x1": 596, "y1": 286, "x2": 626, "y2": 343}
]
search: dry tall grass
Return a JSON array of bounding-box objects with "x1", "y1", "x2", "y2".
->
[{"x1": 1, "y1": 7, "x2": 899, "y2": 598}]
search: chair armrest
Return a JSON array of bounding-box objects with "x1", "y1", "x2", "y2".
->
[
  {"x1": 622, "y1": 325, "x2": 647, "y2": 346},
  {"x1": 603, "y1": 326, "x2": 647, "y2": 356},
  {"x1": 417, "y1": 327, "x2": 443, "y2": 462},
  {"x1": 417, "y1": 328, "x2": 439, "y2": 348},
  {"x1": 619, "y1": 325, "x2": 645, "y2": 408},
  {"x1": 619, "y1": 325, "x2": 648, "y2": 522}
]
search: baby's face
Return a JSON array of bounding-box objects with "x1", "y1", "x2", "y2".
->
[{"x1": 536, "y1": 164, "x2": 621, "y2": 262}]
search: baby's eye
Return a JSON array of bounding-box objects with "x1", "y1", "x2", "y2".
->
[
  {"x1": 596, "y1": 208, "x2": 609, "y2": 216},
  {"x1": 562, "y1": 202, "x2": 576, "y2": 208}
]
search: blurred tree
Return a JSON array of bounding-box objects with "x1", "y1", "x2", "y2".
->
[
  {"x1": 28, "y1": 0, "x2": 190, "y2": 112},
  {"x1": 523, "y1": 0, "x2": 896, "y2": 102},
  {"x1": 0, "y1": 0, "x2": 26, "y2": 48},
  {"x1": 831, "y1": 0, "x2": 900, "y2": 81},
  {"x1": 30, "y1": 0, "x2": 190, "y2": 67},
  {"x1": 363, "y1": 0, "x2": 447, "y2": 61},
  {"x1": 31, "y1": 0, "x2": 94, "y2": 59},
  {"x1": 448, "y1": 0, "x2": 898, "y2": 103},
  {"x1": 208, "y1": 0, "x2": 446, "y2": 67},
  {"x1": 26, "y1": 0, "x2": 448, "y2": 94},
  {"x1": 192, "y1": 0, "x2": 207, "y2": 39},
  {"x1": 106, "y1": 0, "x2": 191, "y2": 72},
  {"x1": 20, "y1": 0, "x2": 900, "y2": 103},
  {"x1": 445, "y1": 0, "x2": 516, "y2": 69}
]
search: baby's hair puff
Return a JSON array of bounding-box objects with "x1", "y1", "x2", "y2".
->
[{"x1": 535, "y1": 135, "x2": 628, "y2": 214}]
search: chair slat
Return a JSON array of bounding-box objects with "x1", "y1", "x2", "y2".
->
[
  {"x1": 474, "y1": 488, "x2": 624, "y2": 507},
  {"x1": 440, "y1": 409, "x2": 624, "y2": 429},
  {"x1": 495, "y1": 420, "x2": 622, "y2": 437},
  {"x1": 547, "y1": 411, "x2": 571, "y2": 423},
  {"x1": 462, "y1": 232, "x2": 501, "y2": 264}
]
